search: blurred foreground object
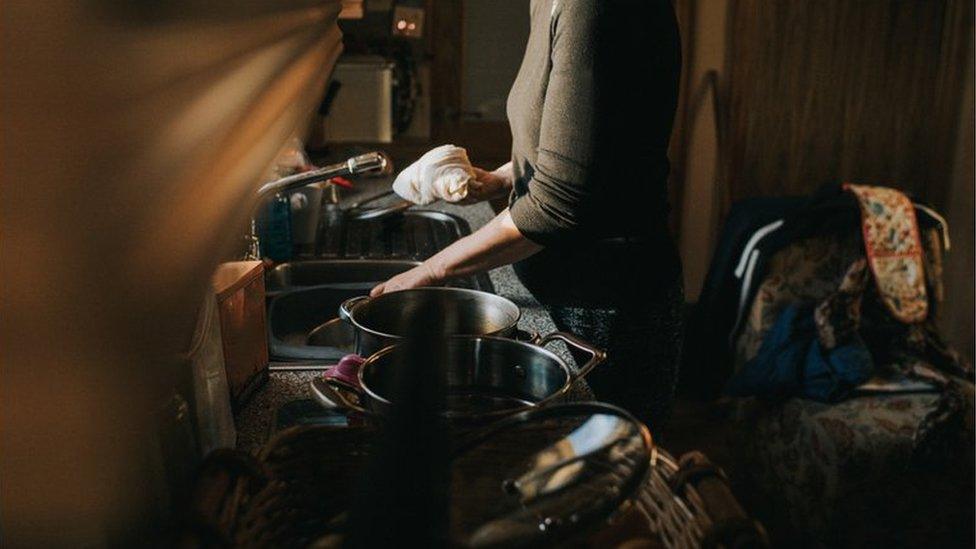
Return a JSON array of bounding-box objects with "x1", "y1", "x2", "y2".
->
[
  {"x1": 179, "y1": 404, "x2": 768, "y2": 548},
  {"x1": 0, "y1": 0, "x2": 346, "y2": 544}
]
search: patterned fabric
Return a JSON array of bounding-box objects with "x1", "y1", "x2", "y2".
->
[
  {"x1": 730, "y1": 222, "x2": 974, "y2": 545},
  {"x1": 735, "y1": 393, "x2": 973, "y2": 547},
  {"x1": 726, "y1": 302, "x2": 874, "y2": 402},
  {"x1": 734, "y1": 234, "x2": 865, "y2": 375},
  {"x1": 734, "y1": 229, "x2": 956, "y2": 379},
  {"x1": 844, "y1": 184, "x2": 928, "y2": 323},
  {"x1": 913, "y1": 377, "x2": 975, "y2": 468},
  {"x1": 814, "y1": 258, "x2": 868, "y2": 350}
]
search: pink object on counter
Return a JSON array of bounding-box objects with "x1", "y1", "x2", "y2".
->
[{"x1": 323, "y1": 354, "x2": 365, "y2": 390}]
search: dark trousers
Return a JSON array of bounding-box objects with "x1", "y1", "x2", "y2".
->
[{"x1": 547, "y1": 278, "x2": 684, "y2": 430}]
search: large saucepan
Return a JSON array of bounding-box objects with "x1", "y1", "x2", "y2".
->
[
  {"x1": 310, "y1": 332, "x2": 606, "y2": 422},
  {"x1": 339, "y1": 288, "x2": 522, "y2": 357}
]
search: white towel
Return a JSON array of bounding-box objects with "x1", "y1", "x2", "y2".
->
[{"x1": 392, "y1": 144, "x2": 475, "y2": 205}]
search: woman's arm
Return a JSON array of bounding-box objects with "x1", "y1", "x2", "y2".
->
[
  {"x1": 507, "y1": 1, "x2": 602, "y2": 246},
  {"x1": 370, "y1": 208, "x2": 542, "y2": 296}
]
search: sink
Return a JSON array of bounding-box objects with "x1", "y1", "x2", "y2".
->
[
  {"x1": 315, "y1": 209, "x2": 478, "y2": 260},
  {"x1": 267, "y1": 260, "x2": 419, "y2": 361},
  {"x1": 266, "y1": 206, "x2": 495, "y2": 364},
  {"x1": 268, "y1": 286, "x2": 366, "y2": 361},
  {"x1": 266, "y1": 259, "x2": 422, "y2": 293},
  {"x1": 266, "y1": 259, "x2": 494, "y2": 362}
]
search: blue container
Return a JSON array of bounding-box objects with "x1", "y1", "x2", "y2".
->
[{"x1": 257, "y1": 193, "x2": 293, "y2": 262}]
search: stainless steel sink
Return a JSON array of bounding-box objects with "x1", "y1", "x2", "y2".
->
[
  {"x1": 268, "y1": 286, "x2": 366, "y2": 361},
  {"x1": 266, "y1": 259, "x2": 494, "y2": 363},
  {"x1": 266, "y1": 205, "x2": 494, "y2": 365},
  {"x1": 266, "y1": 259, "x2": 421, "y2": 293},
  {"x1": 267, "y1": 259, "x2": 419, "y2": 361},
  {"x1": 314, "y1": 209, "x2": 479, "y2": 260}
]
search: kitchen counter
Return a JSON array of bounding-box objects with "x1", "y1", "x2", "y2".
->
[{"x1": 236, "y1": 191, "x2": 592, "y2": 453}]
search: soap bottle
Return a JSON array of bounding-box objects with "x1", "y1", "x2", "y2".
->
[
  {"x1": 258, "y1": 137, "x2": 311, "y2": 262},
  {"x1": 257, "y1": 192, "x2": 293, "y2": 262}
]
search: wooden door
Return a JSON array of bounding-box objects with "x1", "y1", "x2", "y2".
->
[
  {"x1": 427, "y1": 0, "x2": 521, "y2": 168},
  {"x1": 724, "y1": 0, "x2": 973, "y2": 207}
]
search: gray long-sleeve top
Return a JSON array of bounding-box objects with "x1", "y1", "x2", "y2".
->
[{"x1": 507, "y1": 0, "x2": 681, "y2": 247}]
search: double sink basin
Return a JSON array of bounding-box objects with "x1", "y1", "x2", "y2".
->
[{"x1": 266, "y1": 210, "x2": 492, "y2": 365}]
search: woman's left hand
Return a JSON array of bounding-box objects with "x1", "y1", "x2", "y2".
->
[
  {"x1": 370, "y1": 262, "x2": 444, "y2": 297},
  {"x1": 459, "y1": 167, "x2": 513, "y2": 204}
]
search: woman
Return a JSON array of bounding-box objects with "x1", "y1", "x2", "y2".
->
[{"x1": 372, "y1": 0, "x2": 683, "y2": 426}]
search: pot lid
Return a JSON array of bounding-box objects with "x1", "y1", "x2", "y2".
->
[{"x1": 448, "y1": 403, "x2": 653, "y2": 547}]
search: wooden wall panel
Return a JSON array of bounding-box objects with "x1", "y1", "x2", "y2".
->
[{"x1": 725, "y1": 0, "x2": 973, "y2": 208}]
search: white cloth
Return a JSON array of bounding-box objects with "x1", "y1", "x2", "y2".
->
[{"x1": 392, "y1": 144, "x2": 475, "y2": 205}]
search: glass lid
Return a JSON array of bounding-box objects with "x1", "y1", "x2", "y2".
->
[{"x1": 448, "y1": 403, "x2": 653, "y2": 548}]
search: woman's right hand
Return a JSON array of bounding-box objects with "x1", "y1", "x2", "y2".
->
[{"x1": 462, "y1": 166, "x2": 514, "y2": 204}]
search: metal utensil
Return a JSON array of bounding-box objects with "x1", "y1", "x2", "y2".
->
[
  {"x1": 347, "y1": 189, "x2": 396, "y2": 210},
  {"x1": 346, "y1": 199, "x2": 414, "y2": 221},
  {"x1": 345, "y1": 189, "x2": 418, "y2": 221}
]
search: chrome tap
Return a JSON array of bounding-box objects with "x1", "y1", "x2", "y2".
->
[
  {"x1": 255, "y1": 151, "x2": 392, "y2": 200},
  {"x1": 245, "y1": 151, "x2": 393, "y2": 260}
]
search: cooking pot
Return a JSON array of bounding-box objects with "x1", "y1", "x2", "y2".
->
[
  {"x1": 310, "y1": 332, "x2": 606, "y2": 422},
  {"x1": 338, "y1": 288, "x2": 521, "y2": 356}
]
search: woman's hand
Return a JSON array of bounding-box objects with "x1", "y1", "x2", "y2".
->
[
  {"x1": 370, "y1": 261, "x2": 444, "y2": 297},
  {"x1": 461, "y1": 166, "x2": 514, "y2": 204},
  {"x1": 370, "y1": 208, "x2": 542, "y2": 298}
]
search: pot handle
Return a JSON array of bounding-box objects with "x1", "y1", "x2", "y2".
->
[
  {"x1": 515, "y1": 328, "x2": 541, "y2": 345},
  {"x1": 538, "y1": 331, "x2": 607, "y2": 383},
  {"x1": 339, "y1": 295, "x2": 369, "y2": 323},
  {"x1": 310, "y1": 377, "x2": 369, "y2": 415}
]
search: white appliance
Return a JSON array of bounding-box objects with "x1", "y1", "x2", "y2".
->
[{"x1": 321, "y1": 55, "x2": 394, "y2": 143}]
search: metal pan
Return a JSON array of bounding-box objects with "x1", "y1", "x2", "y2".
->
[
  {"x1": 310, "y1": 332, "x2": 606, "y2": 422},
  {"x1": 338, "y1": 288, "x2": 522, "y2": 357}
]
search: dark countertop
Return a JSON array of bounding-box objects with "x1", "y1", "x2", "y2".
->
[{"x1": 236, "y1": 183, "x2": 592, "y2": 453}]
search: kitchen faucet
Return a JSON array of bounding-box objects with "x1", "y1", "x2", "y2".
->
[{"x1": 246, "y1": 151, "x2": 393, "y2": 259}]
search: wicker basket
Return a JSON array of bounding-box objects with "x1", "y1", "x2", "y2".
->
[
  {"x1": 637, "y1": 449, "x2": 768, "y2": 548},
  {"x1": 180, "y1": 426, "x2": 373, "y2": 548},
  {"x1": 180, "y1": 425, "x2": 766, "y2": 548}
]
